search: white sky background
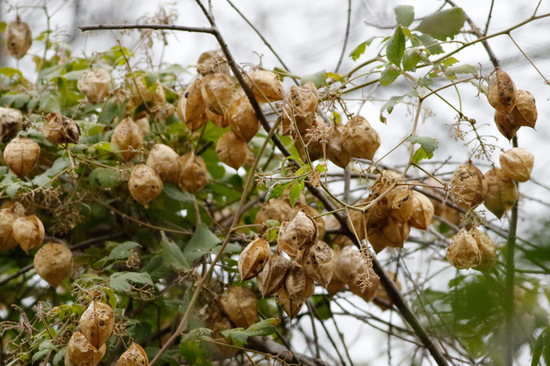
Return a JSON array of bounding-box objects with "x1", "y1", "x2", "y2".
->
[{"x1": 2, "y1": 0, "x2": 550, "y2": 365}]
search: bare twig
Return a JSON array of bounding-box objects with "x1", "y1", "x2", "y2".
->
[
  {"x1": 335, "y1": 0, "x2": 352, "y2": 73},
  {"x1": 79, "y1": 23, "x2": 215, "y2": 34}
]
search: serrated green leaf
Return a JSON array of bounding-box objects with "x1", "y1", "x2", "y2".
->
[
  {"x1": 395, "y1": 5, "x2": 415, "y2": 27},
  {"x1": 88, "y1": 167, "x2": 124, "y2": 188},
  {"x1": 221, "y1": 318, "x2": 281, "y2": 347},
  {"x1": 418, "y1": 76, "x2": 433, "y2": 87},
  {"x1": 386, "y1": 26, "x2": 405, "y2": 66},
  {"x1": 183, "y1": 223, "x2": 221, "y2": 263},
  {"x1": 407, "y1": 135, "x2": 438, "y2": 154},
  {"x1": 110, "y1": 272, "x2": 154, "y2": 294},
  {"x1": 289, "y1": 180, "x2": 304, "y2": 207},
  {"x1": 350, "y1": 41, "x2": 367, "y2": 61},
  {"x1": 415, "y1": 8, "x2": 466, "y2": 41},
  {"x1": 301, "y1": 70, "x2": 327, "y2": 87},
  {"x1": 416, "y1": 34, "x2": 444, "y2": 55},
  {"x1": 266, "y1": 227, "x2": 278, "y2": 243},
  {"x1": 181, "y1": 328, "x2": 213, "y2": 344},
  {"x1": 266, "y1": 180, "x2": 293, "y2": 201},
  {"x1": 413, "y1": 147, "x2": 431, "y2": 163},
  {"x1": 161, "y1": 232, "x2": 190, "y2": 271},
  {"x1": 441, "y1": 57, "x2": 459, "y2": 67},
  {"x1": 379, "y1": 90, "x2": 419, "y2": 123},
  {"x1": 402, "y1": 48, "x2": 422, "y2": 71},
  {"x1": 380, "y1": 66, "x2": 401, "y2": 86},
  {"x1": 108, "y1": 241, "x2": 141, "y2": 262},
  {"x1": 326, "y1": 72, "x2": 345, "y2": 83},
  {"x1": 163, "y1": 182, "x2": 195, "y2": 203}
]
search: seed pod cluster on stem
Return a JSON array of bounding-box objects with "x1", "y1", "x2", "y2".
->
[{"x1": 446, "y1": 227, "x2": 497, "y2": 271}]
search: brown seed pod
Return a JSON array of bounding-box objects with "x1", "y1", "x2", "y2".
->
[
  {"x1": 43, "y1": 113, "x2": 80, "y2": 144},
  {"x1": 1, "y1": 200, "x2": 26, "y2": 217},
  {"x1": 177, "y1": 76, "x2": 206, "y2": 129},
  {"x1": 0, "y1": 209, "x2": 18, "y2": 251},
  {"x1": 326, "y1": 123, "x2": 352, "y2": 168},
  {"x1": 238, "y1": 238, "x2": 271, "y2": 281},
  {"x1": 276, "y1": 285, "x2": 305, "y2": 319},
  {"x1": 146, "y1": 144, "x2": 181, "y2": 183},
  {"x1": 342, "y1": 116, "x2": 380, "y2": 161},
  {"x1": 227, "y1": 96, "x2": 260, "y2": 142},
  {"x1": 197, "y1": 50, "x2": 230, "y2": 76},
  {"x1": 483, "y1": 167, "x2": 518, "y2": 219},
  {"x1": 128, "y1": 165, "x2": 163, "y2": 206},
  {"x1": 281, "y1": 103, "x2": 317, "y2": 137},
  {"x1": 511, "y1": 90, "x2": 537, "y2": 128},
  {"x1": 348, "y1": 260, "x2": 380, "y2": 303},
  {"x1": 205, "y1": 108, "x2": 228, "y2": 128},
  {"x1": 77, "y1": 68, "x2": 111, "y2": 104},
  {"x1": 487, "y1": 68, "x2": 516, "y2": 113},
  {"x1": 289, "y1": 82, "x2": 318, "y2": 118},
  {"x1": 423, "y1": 177, "x2": 461, "y2": 225},
  {"x1": 12, "y1": 215, "x2": 44, "y2": 253},
  {"x1": 499, "y1": 148, "x2": 534, "y2": 183},
  {"x1": 216, "y1": 131, "x2": 250, "y2": 170},
  {"x1": 446, "y1": 229, "x2": 481, "y2": 269},
  {"x1": 33, "y1": 242, "x2": 73, "y2": 286},
  {"x1": 451, "y1": 163, "x2": 487, "y2": 209},
  {"x1": 134, "y1": 116, "x2": 150, "y2": 136},
  {"x1": 470, "y1": 228, "x2": 498, "y2": 271},
  {"x1": 408, "y1": 191, "x2": 434, "y2": 230},
  {"x1": 294, "y1": 203, "x2": 326, "y2": 240},
  {"x1": 79, "y1": 301, "x2": 115, "y2": 348},
  {"x1": 178, "y1": 153, "x2": 209, "y2": 193},
  {"x1": 494, "y1": 110, "x2": 519, "y2": 141},
  {"x1": 201, "y1": 73, "x2": 234, "y2": 115},
  {"x1": 278, "y1": 211, "x2": 318, "y2": 254},
  {"x1": 115, "y1": 342, "x2": 149, "y2": 366},
  {"x1": 299, "y1": 240, "x2": 334, "y2": 287},
  {"x1": 385, "y1": 184, "x2": 414, "y2": 223},
  {"x1": 347, "y1": 209, "x2": 367, "y2": 240},
  {"x1": 285, "y1": 262, "x2": 315, "y2": 300},
  {"x1": 368, "y1": 216, "x2": 410, "y2": 253},
  {"x1": 246, "y1": 70, "x2": 284, "y2": 103},
  {"x1": 254, "y1": 198, "x2": 294, "y2": 230},
  {"x1": 0, "y1": 107, "x2": 23, "y2": 142},
  {"x1": 293, "y1": 115, "x2": 326, "y2": 162},
  {"x1": 129, "y1": 77, "x2": 166, "y2": 108},
  {"x1": 257, "y1": 253, "x2": 291, "y2": 297},
  {"x1": 373, "y1": 271, "x2": 401, "y2": 311},
  {"x1": 111, "y1": 117, "x2": 144, "y2": 161},
  {"x1": 220, "y1": 286, "x2": 257, "y2": 327},
  {"x1": 5, "y1": 17, "x2": 32, "y2": 59},
  {"x1": 3, "y1": 137, "x2": 40, "y2": 178},
  {"x1": 65, "y1": 331, "x2": 106, "y2": 366}
]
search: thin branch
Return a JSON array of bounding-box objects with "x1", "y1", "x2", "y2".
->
[
  {"x1": 335, "y1": 0, "x2": 352, "y2": 73},
  {"x1": 79, "y1": 23, "x2": 215, "y2": 34}
]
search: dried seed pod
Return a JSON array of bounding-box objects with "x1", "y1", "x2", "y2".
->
[
  {"x1": 285, "y1": 262, "x2": 315, "y2": 299},
  {"x1": 326, "y1": 123, "x2": 352, "y2": 168},
  {"x1": 385, "y1": 184, "x2": 414, "y2": 223},
  {"x1": 201, "y1": 73, "x2": 234, "y2": 115},
  {"x1": 227, "y1": 96, "x2": 260, "y2": 142},
  {"x1": 294, "y1": 203, "x2": 326, "y2": 239},
  {"x1": 257, "y1": 253, "x2": 291, "y2": 296},
  {"x1": 129, "y1": 165, "x2": 163, "y2": 206},
  {"x1": 216, "y1": 131, "x2": 250, "y2": 170},
  {"x1": 278, "y1": 211, "x2": 318, "y2": 254},
  {"x1": 348, "y1": 260, "x2": 380, "y2": 303},
  {"x1": 238, "y1": 238, "x2": 271, "y2": 281},
  {"x1": 177, "y1": 76, "x2": 206, "y2": 129},
  {"x1": 246, "y1": 70, "x2": 284, "y2": 103},
  {"x1": 12, "y1": 215, "x2": 44, "y2": 253},
  {"x1": 368, "y1": 216, "x2": 410, "y2": 253},
  {"x1": 111, "y1": 117, "x2": 144, "y2": 161},
  {"x1": 205, "y1": 108, "x2": 228, "y2": 128},
  {"x1": 423, "y1": 177, "x2": 461, "y2": 226},
  {"x1": 3, "y1": 137, "x2": 40, "y2": 178},
  {"x1": 197, "y1": 50, "x2": 230, "y2": 75},
  {"x1": 0, "y1": 107, "x2": 23, "y2": 142},
  {"x1": 327, "y1": 246, "x2": 357, "y2": 284},
  {"x1": 408, "y1": 191, "x2": 434, "y2": 230},
  {"x1": 5, "y1": 17, "x2": 32, "y2": 59},
  {"x1": 276, "y1": 285, "x2": 305, "y2": 319},
  {"x1": 494, "y1": 110, "x2": 519, "y2": 141},
  {"x1": 281, "y1": 103, "x2": 316, "y2": 137},
  {"x1": 34, "y1": 242, "x2": 73, "y2": 286},
  {"x1": 373, "y1": 271, "x2": 401, "y2": 311},
  {"x1": 146, "y1": 144, "x2": 181, "y2": 183},
  {"x1": 1, "y1": 200, "x2": 26, "y2": 217},
  {"x1": 0, "y1": 209, "x2": 18, "y2": 251},
  {"x1": 511, "y1": 90, "x2": 537, "y2": 128},
  {"x1": 79, "y1": 301, "x2": 115, "y2": 348},
  {"x1": 254, "y1": 198, "x2": 294, "y2": 229},
  {"x1": 483, "y1": 168, "x2": 518, "y2": 219},
  {"x1": 470, "y1": 228, "x2": 498, "y2": 271},
  {"x1": 43, "y1": 113, "x2": 80, "y2": 144},
  {"x1": 115, "y1": 342, "x2": 149, "y2": 366},
  {"x1": 347, "y1": 209, "x2": 367, "y2": 240},
  {"x1": 178, "y1": 153, "x2": 209, "y2": 193},
  {"x1": 210, "y1": 316, "x2": 237, "y2": 358},
  {"x1": 487, "y1": 68, "x2": 516, "y2": 113},
  {"x1": 299, "y1": 240, "x2": 334, "y2": 287},
  {"x1": 499, "y1": 148, "x2": 534, "y2": 183},
  {"x1": 451, "y1": 163, "x2": 487, "y2": 209},
  {"x1": 289, "y1": 82, "x2": 318, "y2": 118},
  {"x1": 134, "y1": 116, "x2": 150, "y2": 136},
  {"x1": 65, "y1": 331, "x2": 106, "y2": 366},
  {"x1": 293, "y1": 115, "x2": 326, "y2": 162},
  {"x1": 77, "y1": 68, "x2": 111, "y2": 104},
  {"x1": 129, "y1": 78, "x2": 166, "y2": 108},
  {"x1": 446, "y1": 229, "x2": 481, "y2": 269},
  {"x1": 220, "y1": 286, "x2": 257, "y2": 327},
  {"x1": 342, "y1": 116, "x2": 380, "y2": 161}
]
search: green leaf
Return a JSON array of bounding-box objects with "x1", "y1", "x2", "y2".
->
[
  {"x1": 163, "y1": 182, "x2": 195, "y2": 203},
  {"x1": 289, "y1": 180, "x2": 304, "y2": 207},
  {"x1": 221, "y1": 318, "x2": 281, "y2": 347},
  {"x1": 301, "y1": 70, "x2": 327, "y2": 87},
  {"x1": 441, "y1": 57, "x2": 459, "y2": 67},
  {"x1": 266, "y1": 180, "x2": 293, "y2": 201},
  {"x1": 88, "y1": 167, "x2": 124, "y2": 189},
  {"x1": 110, "y1": 272, "x2": 154, "y2": 294},
  {"x1": 32, "y1": 157, "x2": 71, "y2": 186},
  {"x1": 415, "y1": 8, "x2": 466, "y2": 41},
  {"x1": 161, "y1": 232, "x2": 190, "y2": 271},
  {"x1": 379, "y1": 90, "x2": 419, "y2": 123},
  {"x1": 183, "y1": 223, "x2": 221, "y2": 263},
  {"x1": 350, "y1": 41, "x2": 367, "y2": 61},
  {"x1": 532, "y1": 328, "x2": 547, "y2": 366},
  {"x1": 444, "y1": 64, "x2": 477, "y2": 79},
  {"x1": 416, "y1": 34, "x2": 444, "y2": 55},
  {"x1": 181, "y1": 328, "x2": 214, "y2": 344},
  {"x1": 0, "y1": 67, "x2": 24, "y2": 79},
  {"x1": 408, "y1": 135, "x2": 438, "y2": 163},
  {"x1": 108, "y1": 241, "x2": 141, "y2": 261},
  {"x1": 395, "y1": 5, "x2": 415, "y2": 27},
  {"x1": 380, "y1": 65, "x2": 401, "y2": 86},
  {"x1": 386, "y1": 26, "x2": 405, "y2": 66},
  {"x1": 326, "y1": 72, "x2": 346, "y2": 83},
  {"x1": 402, "y1": 48, "x2": 422, "y2": 71}
]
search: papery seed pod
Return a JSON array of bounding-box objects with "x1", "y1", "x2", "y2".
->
[
  {"x1": 177, "y1": 76, "x2": 206, "y2": 129},
  {"x1": 129, "y1": 77, "x2": 166, "y2": 108},
  {"x1": 0, "y1": 209, "x2": 18, "y2": 251},
  {"x1": 238, "y1": 238, "x2": 271, "y2": 281},
  {"x1": 65, "y1": 331, "x2": 106, "y2": 366},
  {"x1": 511, "y1": 90, "x2": 537, "y2": 128},
  {"x1": 342, "y1": 116, "x2": 380, "y2": 161},
  {"x1": 129, "y1": 165, "x2": 163, "y2": 206},
  {"x1": 1, "y1": 200, "x2": 26, "y2": 217},
  {"x1": 5, "y1": 17, "x2": 32, "y2": 59},
  {"x1": 179, "y1": 153, "x2": 209, "y2": 193},
  {"x1": 293, "y1": 116, "x2": 326, "y2": 162},
  {"x1": 115, "y1": 342, "x2": 149, "y2": 366},
  {"x1": 499, "y1": 148, "x2": 534, "y2": 183},
  {"x1": 408, "y1": 191, "x2": 434, "y2": 230},
  {"x1": 281, "y1": 103, "x2": 316, "y2": 137},
  {"x1": 494, "y1": 110, "x2": 519, "y2": 141},
  {"x1": 3, "y1": 137, "x2": 40, "y2": 178},
  {"x1": 330, "y1": 246, "x2": 357, "y2": 284},
  {"x1": 487, "y1": 68, "x2": 516, "y2": 113},
  {"x1": 348, "y1": 260, "x2": 380, "y2": 303},
  {"x1": 289, "y1": 82, "x2": 318, "y2": 118},
  {"x1": 257, "y1": 253, "x2": 291, "y2": 297},
  {"x1": 197, "y1": 50, "x2": 230, "y2": 76},
  {"x1": 246, "y1": 70, "x2": 284, "y2": 103},
  {"x1": 220, "y1": 286, "x2": 257, "y2": 327},
  {"x1": 347, "y1": 209, "x2": 367, "y2": 240},
  {"x1": 368, "y1": 216, "x2": 410, "y2": 253},
  {"x1": 373, "y1": 271, "x2": 401, "y2": 311},
  {"x1": 285, "y1": 262, "x2": 315, "y2": 299},
  {"x1": 205, "y1": 108, "x2": 228, "y2": 128},
  {"x1": 0, "y1": 107, "x2": 23, "y2": 142},
  {"x1": 146, "y1": 144, "x2": 181, "y2": 183},
  {"x1": 278, "y1": 211, "x2": 318, "y2": 254},
  {"x1": 446, "y1": 229, "x2": 481, "y2": 269},
  {"x1": 34, "y1": 242, "x2": 73, "y2": 286},
  {"x1": 325, "y1": 278, "x2": 346, "y2": 295},
  {"x1": 77, "y1": 68, "x2": 111, "y2": 104},
  {"x1": 210, "y1": 316, "x2": 238, "y2": 358},
  {"x1": 79, "y1": 301, "x2": 115, "y2": 348},
  {"x1": 216, "y1": 131, "x2": 250, "y2": 170},
  {"x1": 294, "y1": 203, "x2": 326, "y2": 239},
  {"x1": 326, "y1": 123, "x2": 352, "y2": 168},
  {"x1": 43, "y1": 113, "x2": 80, "y2": 144},
  {"x1": 385, "y1": 185, "x2": 414, "y2": 223},
  {"x1": 12, "y1": 215, "x2": 44, "y2": 253},
  {"x1": 135, "y1": 116, "x2": 150, "y2": 136},
  {"x1": 483, "y1": 168, "x2": 518, "y2": 219},
  {"x1": 227, "y1": 96, "x2": 260, "y2": 142},
  {"x1": 111, "y1": 117, "x2": 144, "y2": 161},
  {"x1": 201, "y1": 73, "x2": 234, "y2": 115},
  {"x1": 276, "y1": 285, "x2": 305, "y2": 319},
  {"x1": 254, "y1": 198, "x2": 294, "y2": 229},
  {"x1": 470, "y1": 228, "x2": 498, "y2": 271},
  {"x1": 299, "y1": 240, "x2": 334, "y2": 287},
  {"x1": 451, "y1": 163, "x2": 487, "y2": 209}
]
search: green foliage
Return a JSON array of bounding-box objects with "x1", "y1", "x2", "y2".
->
[
  {"x1": 394, "y1": 5, "x2": 415, "y2": 27},
  {"x1": 386, "y1": 26, "x2": 406, "y2": 66},
  {"x1": 221, "y1": 318, "x2": 281, "y2": 347},
  {"x1": 415, "y1": 8, "x2": 467, "y2": 41},
  {"x1": 407, "y1": 135, "x2": 439, "y2": 163}
]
